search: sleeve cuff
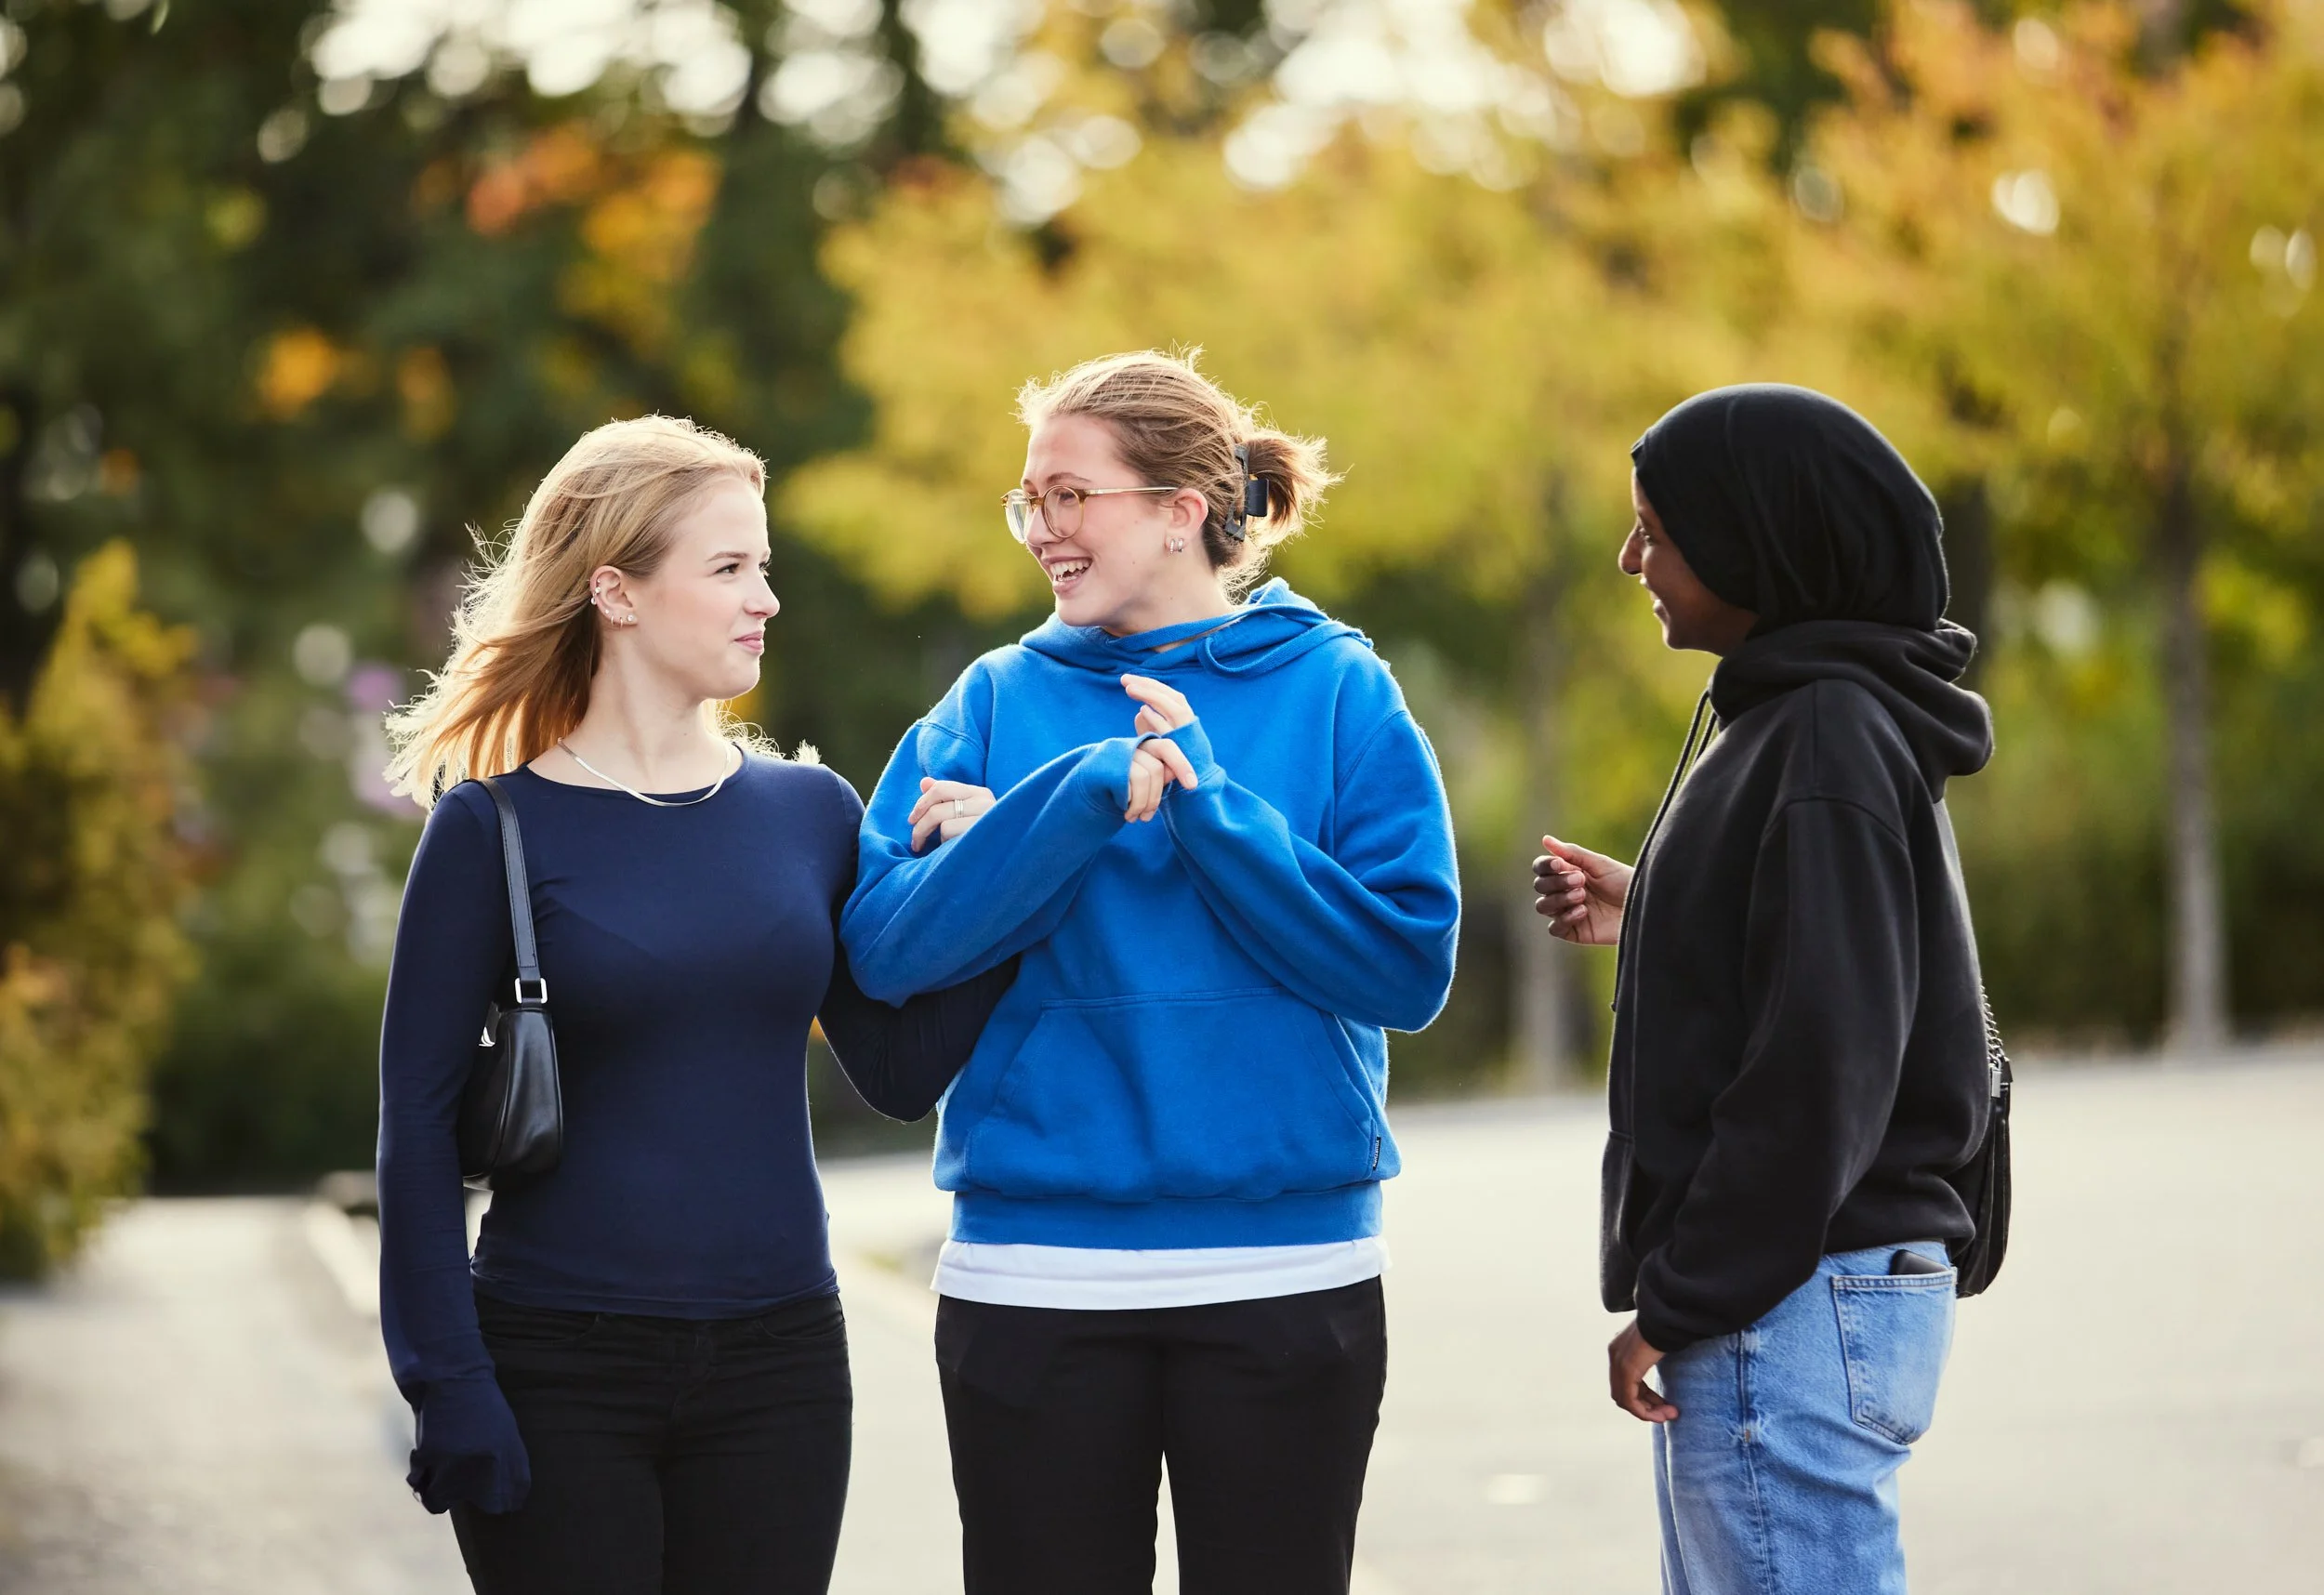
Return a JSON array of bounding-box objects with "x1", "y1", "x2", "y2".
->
[
  {"x1": 1150, "y1": 718, "x2": 1224, "y2": 790},
  {"x1": 1634, "y1": 1304, "x2": 1702, "y2": 1358}
]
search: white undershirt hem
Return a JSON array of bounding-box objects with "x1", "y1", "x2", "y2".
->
[{"x1": 931, "y1": 1238, "x2": 1390, "y2": 1311}]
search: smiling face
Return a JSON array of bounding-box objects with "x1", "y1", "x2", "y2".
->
[
  {"x1": 1022, "y1": 413, "x2": 1221, "y2": 636},
  {"x1": 597, "y1": 477, "x2": 777, "y2": 703},
  {"x1": 1621, "y1": 469, "x2": 1757, "y2": 655}
]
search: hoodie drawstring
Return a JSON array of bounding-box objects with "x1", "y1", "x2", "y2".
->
[{"x1": 1607, "y1": 684, "x2": 1718, "y2": 1139}]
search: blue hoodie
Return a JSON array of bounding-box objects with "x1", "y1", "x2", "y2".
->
[{"x1": 841, "y1": 580, "x2": 1460, "y2": 1251}]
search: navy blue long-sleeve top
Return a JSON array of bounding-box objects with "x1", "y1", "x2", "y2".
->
[{"x1": 376, "y1": 754, "x2": 1010, "y2": 1509}]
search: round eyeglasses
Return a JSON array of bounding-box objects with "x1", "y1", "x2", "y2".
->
[{"x1": 1002, "y1": 483, "x2": 1181, "y2": 544}]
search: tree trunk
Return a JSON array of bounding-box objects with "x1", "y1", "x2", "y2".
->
[
  {"x1": 1937, "y1": 478, "x2": 1995, "y2": 683},
  {"x1": 1507, "y1": 501, "x2": 1587, "y2": 1092},
  {"x1": 2154, "y1": 448, "x2": 2229, "y2": 1052},
  {"x1": 0, "y1": 387, "x2": 58, "y2": 714}
]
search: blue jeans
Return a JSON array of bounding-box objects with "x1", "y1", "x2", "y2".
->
[{"x1": 1651, "y1": 1243, "x2": 1954, "y2": 1595}]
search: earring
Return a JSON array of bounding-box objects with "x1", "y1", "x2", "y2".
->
[
  {"x1": 620, "y1": 613, "x2": 639, "y2": 626},
  {"x1": 1167, "y1": 536, "x2": 1186, "y2": 554}
]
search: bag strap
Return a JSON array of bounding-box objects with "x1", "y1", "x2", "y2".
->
[{"x1": 478, "y1": 775, "x2": 547, "y2": 1008}]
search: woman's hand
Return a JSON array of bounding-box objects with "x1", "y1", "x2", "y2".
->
[
  {"x1": 1121, "y1": 672, "x2": 1195, "y2": 735},
  {"x1": 1535, "y1": 836, "x2": 1633, "y2": 945},
  {"x1": 1118, "y1": 673, "x2": 1200, "y2": 822},
  {"x1": 910, "y1": 778, "x2": 997, "y2": 853},
  {"x1": 1123, "y1": 741, "x2": 1200, "y2": 823},
  {"x1": 410, "y1": 1378, "x2": 532, "y2": 1514}
]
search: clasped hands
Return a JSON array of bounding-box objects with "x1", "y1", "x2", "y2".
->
[{"x1": 908, "y1": 674, "x2": 1202, "y2": 852}]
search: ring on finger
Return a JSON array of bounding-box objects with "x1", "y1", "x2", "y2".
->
[{"x1": 952, "y1": 798, "x2": 966, "y2": 819}]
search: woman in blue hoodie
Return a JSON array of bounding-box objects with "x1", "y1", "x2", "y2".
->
[{"x1": 842, "y1": 350, "x2": 1460, "y2": 1594}]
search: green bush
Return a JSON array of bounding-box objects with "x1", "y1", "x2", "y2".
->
[{"x1": 0, "y1": 544, "x2": 197, "y2": 1273}]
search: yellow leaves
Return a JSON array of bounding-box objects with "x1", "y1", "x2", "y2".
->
[
  {"x1": 396, "y1": 347, "x2": 455, "y2": 440},
  {"x1": 204, "y1": 188, "x2": 266, "y2": 252},
  {"x1": 260, "y1": 330, "x2": 455, "y2": 438},
  {"x1": 561, "y1": 151, "x2": 723, "y2": 355},
  {"x1": 467, "y1": 123, "x2": 607, "y2": 236},
  {"x1": 255, "y1": 326, "x2": 343, "y2": 418},
  {"x1": 786, "y1": 131, "x2": 1756, "y2": 615},
  {"x1": 0, "y1": 543, "x2": 197, "y2": 1272},
  {"x1": 96, "y1": 449, "x2": 139, "y2": 497},
  {"x1": 1799, "y1": 0, "x2": 2324, "y2": 551},
  {"x1": 2201, "y1": 556, "x2": 2309, "y2": 667},
  {"x1": 581, "y1": 150, "x2": 719, "y2": 281}
]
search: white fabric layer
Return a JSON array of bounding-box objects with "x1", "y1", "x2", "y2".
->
[{"x1": 930, "y1": 1237, "x2": 1389, "y2": 1311}]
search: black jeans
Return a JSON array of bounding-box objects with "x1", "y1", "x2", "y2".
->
[
  {"x1": 935, "y1": 1279, "x2": 1387, "y2": 1595},
  {"x1": 452, "y1": 1289, "x2": 852, "y2": 1595}
]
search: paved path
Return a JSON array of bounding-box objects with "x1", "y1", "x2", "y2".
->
[{"x1": 3, "y1": 1051, "x2": 2321, "y2": 1591}]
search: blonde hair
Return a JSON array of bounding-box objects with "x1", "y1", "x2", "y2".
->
[
  {"x1": 385, "y1": 415, "x2": 768, "y2": 809},
  {"x1": 1016, "y1": 349, "x2": 1337, "y2": 596}
]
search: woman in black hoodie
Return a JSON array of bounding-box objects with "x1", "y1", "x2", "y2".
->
[{"x1": 1534, "y1": 385, "x2": 1995, "y2": 1594}]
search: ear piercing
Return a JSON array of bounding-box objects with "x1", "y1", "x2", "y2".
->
[{"x1": 1167, "y1": 536, "x2": 1187, "y2": 554}]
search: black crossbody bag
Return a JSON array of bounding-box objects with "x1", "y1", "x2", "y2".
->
[
  {"x1": 458, "y1": 775, "x2": 564, "y2": 1192},
  {"x1": 1935, "y1": 799, "x2": 2013, "y2": 1297}
]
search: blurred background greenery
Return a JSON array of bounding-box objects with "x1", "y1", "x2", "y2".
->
[{"x1": 2, "y1": 0, "x2": 2318, "y2": 1271}]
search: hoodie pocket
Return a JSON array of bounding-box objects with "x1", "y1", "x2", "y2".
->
[{"x1": 963, "y1": 989, "x2": 1380, "y2": 1202}]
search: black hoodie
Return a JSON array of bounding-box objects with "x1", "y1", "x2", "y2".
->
[{"x1": 1604, "y1": 388, "x2": 1999, "y2": 1353}]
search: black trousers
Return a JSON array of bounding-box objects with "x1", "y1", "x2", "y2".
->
[
  {"x1": 452, "y1": 1289, "x2": 852, "y2": 1595},
  {"x1": 935, "y1": 1278, "x2": 1387, "y2": 1595}
]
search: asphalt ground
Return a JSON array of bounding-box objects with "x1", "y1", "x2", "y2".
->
[{"x1": 1, "y1": 1048, "x2": 2318, "y2": 1592}]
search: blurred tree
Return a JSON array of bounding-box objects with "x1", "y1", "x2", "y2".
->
[
  {"x1": 1804, "y1": 0, "x2": 2324, "y2": 1048},
  {"x1": 2, "y1": 0, "x2": 1009, "y2": 1184},
  {"x1": 778, "y1": 20, "x2": 1930, "y2": 1084},
  {"x1": 0, "y1": 544, "x2": 196, "y2": 1273}
]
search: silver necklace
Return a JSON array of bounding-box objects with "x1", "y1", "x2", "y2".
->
[{"x1": 556, "y1": 739, "x2": 742, "y2": 808}]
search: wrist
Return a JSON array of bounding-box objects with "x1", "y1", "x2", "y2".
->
[{"x1": 1152, "y1": 718, "x2": 1222, "y2": 789}]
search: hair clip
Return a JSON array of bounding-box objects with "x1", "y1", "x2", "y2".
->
[{"x1": 1225, "y1": 442, "x2": 1265, "y2": 542}]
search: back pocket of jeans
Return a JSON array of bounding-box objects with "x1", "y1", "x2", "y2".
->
[{"x1": 1830, "y1": 1272, "x2": 1955, "y2": 1444}]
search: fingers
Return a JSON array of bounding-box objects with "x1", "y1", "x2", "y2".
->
[
  {"x1": 1120, "y1": 673, "x2": 1195, "y2": 729},
  {"x1": 1543, "y1": 835, "x2": 1622, "y2": 878},
  {"x1": 1533, "y1": 854, "x2": 1586, "y2": 895},
  {"x1": 1608, "y1": 1325, "x2": 1678, "y2": 1423},
  {"x1": 1533, "y1": 851, "x2": 1588, "y2": 934},
  {"x1": 1143, "y1": 738, "x2": 1200, "y2": 791},
  {"x1": 1124, "y1": 751, "x2": 1161, "y2": 822},
  {"x1": 907, "y1": 780, "x2": 994, "y2": 829},
  {"x1": 909, "y1": 782, "x2": 996, "y2": 850},
  {"x1": 1134, "y1": 705, "x2": 1173, "y2": 737},
  {"x1": 1618, "y1": 1376, "x2": 1680, "y2": 1424}
]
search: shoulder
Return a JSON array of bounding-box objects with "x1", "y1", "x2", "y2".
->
[
  {"x1": 402, "y1": 780, "x2": 504, "y2": 899},
  {"x1": 1310, "y1": 635, "x2": 1408, "y2": 736},
  {"x1": 426, "y1": 780, "x2": 501, "y2": 845},
  {"x1": 1800, "y1": 679, "x2": 1913, "y2": 764},
  {"x1": 920, "y1": 649, "x2": 1034, "y2": 742},
  {"x1": 731, "y1": 755, "x2": 865, "y2": 870},
  {"x1": 1754, "y1": 680, "x2": 1918, "y2": 824},
  {"x1": 741, "y1": 752, "x2": 863, "y2": 820}
]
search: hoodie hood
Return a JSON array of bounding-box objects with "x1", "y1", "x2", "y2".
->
[
  {"x1": 1631, "y1": 385, "x2": 1949, "y2": 635},
  {"x1": 1711, "y1": 618, "x2": 1993, "y2": 792},
  {"x1": 1019, "y1": 578, "x2": 1370, "y2": 678}
]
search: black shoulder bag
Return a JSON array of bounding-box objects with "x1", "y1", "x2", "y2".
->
[
  {"x1": 1935, "y1": 799, "x2": 2012, "y2": 1297},
  {"x1": 459, "y1": 776, "x2": 564, "y2": 1191}
]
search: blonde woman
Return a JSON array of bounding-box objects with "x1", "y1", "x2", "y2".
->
[
  {"x1": 841, "y1": 353, "x2": 1461, "y2": 1594},
  {"x1": 376, "y1": 416, "x2": 1012, "y2": 1594}
]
